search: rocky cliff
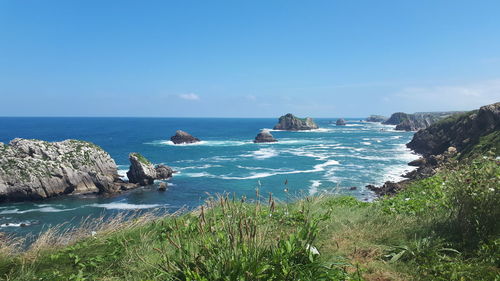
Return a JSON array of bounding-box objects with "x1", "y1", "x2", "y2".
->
[
  {"x1": 407, "y1": 102, "x2": 500, "y2": 157},
  {"x1": 383, "y1": 111, "x2": 462, "y2": 131},
  {"x1": 0, "y1": 139, "x2": 121, "y2": 202},
  {"x1": 367, "y1": 103, "x2": 499, "y2": 196},
  {"x1": 273, "y1": 113, "x2": 318, "y2": 130}
]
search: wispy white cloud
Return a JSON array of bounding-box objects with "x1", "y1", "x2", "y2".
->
[
  {"x1": 178, "y1": 93, "x2": 200, "y2": 101},
  {"x1": 245, "y1": 95, "x2": 257, "y2": 101},
  {"x1": 390, "y1": 79, "x2": 500, "y2": 111}
]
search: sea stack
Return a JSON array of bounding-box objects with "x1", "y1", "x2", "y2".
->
[
  {"x1": 336, "y1": 118, "x2": 346, "y2": 126},
  {"x1": 170, "y1": 130, "x2": 201, "y2": 144},
  {"x1": 254, "y1": 130, "x2": 277, "y2": 143},
  {"x1": 126, "y1": 153, "x2": 173, "y2": 186},
  {"x1": 273, "y1": 113, "x2": 318, "y2": 131}
]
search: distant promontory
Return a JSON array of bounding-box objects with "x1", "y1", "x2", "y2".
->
[{"x1": 364, "y1": 111, "x2": 463, "y2": 131}]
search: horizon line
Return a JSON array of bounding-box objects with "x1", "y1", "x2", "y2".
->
[{"x1": 0, "y1": 116, "x2": 370, "y2": 119}]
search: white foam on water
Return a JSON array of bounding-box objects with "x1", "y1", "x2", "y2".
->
[
  {"x1": 236, "y1": 165, "x2": 288, "y2": 172},
  {"x1": 216, "y1": 159, "x2": 340, "y2": 180},
  {"x1": 313, "y1": 160, "x2": 340, "y2": 170},
  {"x1": 263, "y1": 128, "x2": 334, "y2": 133},
  {"x1": 380, "y1": 164, "x2": 415, "y2": 183},
  {"x1": 241, "y1": 148, "x2": 278, "y2": 160},
  {"x1": 199, "y1": 156, "x2": 240, "y2": 162},
  {"x1": 178, "y1": 164, "x2": 222, "y2": 170},
  {"x1": 89, "y1": 203, "x2": 161, "y2": 210},
  {"x1": 286, "y1": 149, "x2": 329, "y2": 161},
  {"x1": 0, "y1": 221, "x2": 33, "y2": 228},
  {"x1": 276, "y1": 139, "x2": 323, "y2": 145},
  {"x1": 0, "y1": 206, "x2": 78, "y2": 214},
  {"x1": 373, "y1": 143, "x2": 420, "y2": 184},
  {"x1": 117, "y1": 169, "x2": 129, "y2": 180},
  {"x1": 219, "y1": 172, "x2": 276, "y2": 180},
  {"x1": 361, "y1": 142, "x2": 372, "y2": 145},
  {"x1": 183, "y1": 172, "x2": 213, "y2": 178},
  {"x1": 309, "y1": 180, "x2": 321, "y2": 195},
  {"x1": 392, "y1": 144, "x2": 420, "y2": 162},
  {"x1": 147, "y1": 140, "x2": 251, "y2": 147}
]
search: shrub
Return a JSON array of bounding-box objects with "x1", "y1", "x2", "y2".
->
[{"x1": 443, "y1": 154, "x2": 500, "y2": 247}]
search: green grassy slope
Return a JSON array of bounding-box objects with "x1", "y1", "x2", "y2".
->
[{"x1": 0, "y1": 155, "x2": 498, "y2": 281}]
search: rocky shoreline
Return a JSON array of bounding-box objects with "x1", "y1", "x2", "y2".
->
[
  {"x1": 366, "y1": 102, "x2": 499, "y2": 197},
  {"x1": 1, "y1": 103, "x2": 497, "y2": 203}
]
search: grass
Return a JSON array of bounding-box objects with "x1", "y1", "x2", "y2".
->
[
  {"x1": 460, "y1": 131, "x2": 500, "y2": 159},
  {"x1": 131, "y1": 152, "x2": 152, "y2": 165},
  {"x1": 0, "y1": 157, "x2": 498, "y2": 280}
]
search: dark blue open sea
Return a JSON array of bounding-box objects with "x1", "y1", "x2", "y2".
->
[{"x1": 0, "y1": 117, "x2": 418, "y2": 236}]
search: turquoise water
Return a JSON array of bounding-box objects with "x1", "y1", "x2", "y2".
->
[{"x1": 0, "y1": 117, "x2": 418, "y2": 236}]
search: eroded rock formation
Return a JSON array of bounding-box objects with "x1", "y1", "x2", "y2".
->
[
  {"x1": 0, "y1": 139, "x2": 120, "y2": 202},
  {"x1": 273, "y1": 113, "x2": 318, "y2": 130}
]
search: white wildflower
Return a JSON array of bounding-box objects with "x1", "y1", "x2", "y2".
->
[
  {"x1": 405, "y1": 198, "x2": 410, "y2": 201},
  {"x1": 91, "y1": 231, "x2": 97, "y2": 237},
  {"x1": 306, "y1": 244, "x2": 320, "y2": 255}
]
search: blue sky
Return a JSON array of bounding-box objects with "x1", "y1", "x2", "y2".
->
[{"x1": 1, "y1": 0, "x2": 499, "y2": 117}]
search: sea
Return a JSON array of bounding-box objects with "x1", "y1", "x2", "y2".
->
[{"x1": 0, "y1": 117, "x2": 419, "y2": 236}]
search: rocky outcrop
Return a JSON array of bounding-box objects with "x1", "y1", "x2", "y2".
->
[
  {"x1": 253, "y1": 130, "x2": 277, "y2": 143},
  {"x1": 366, "y1": 115, "x2": 387, "y2": 122},
  {"x1": 155, "y1": 164, "x2": 174, "y2": 179},
  {"x1": 126, "y1": 153, "x2": 173, "y2": 186},
  {"x1": 0, "y1": 139, "x2": 122, "y2": 202},
  {"x1": 407, "y1": 103, "x2": 500, "y2": 157},
  {"x1": 384, "y1": 111, "x2": 463, "y2": 131},
  {"x1": 170, "y1": 130, "x2": 201, "y2": 144},
  {"x1": 366, "y1": 181, "x2": 409, "y2": 197},
  {"x1": 273, "y1": 113, "x2": 318, "y2": 131},
  {"x1": 336, "y1": 118, "x2": 346, "y2": 126},
  {"x1": 383, "y1": 112, "x2": 410, "y2": 125}
]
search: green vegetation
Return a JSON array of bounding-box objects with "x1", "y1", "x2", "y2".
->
[
  {"x1": 433, "y1": 110, "x2": 475, "y2": 129},
  {"x1": 131, "y1": 152, "x2": 152, "y2": 165},
  {"x1": 0, "y1": 156, "x2": 498, "y2": 280},
  {"x1": 460, "y1": 131, "x2": 500, "y2": 159}
]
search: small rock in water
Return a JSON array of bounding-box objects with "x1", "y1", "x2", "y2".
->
[
  {"x1": 158, "y1": 182, "x2": 167, "y2": 191},
  {"x1": 349, "y1": 186, "x2": 357, "y2": 190},
  {"x1": 336, "y1": 118, "x2": 347, "y2": 126},
  {"x1": 170, "y1": 130, "x2": 201, "y2": 144},
  {"x1": 253, "y1": 130, "x2": 277, "y2": 143},
  {"x1": 20, "y1": 223, "x2": 27, "y2": 227}
]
